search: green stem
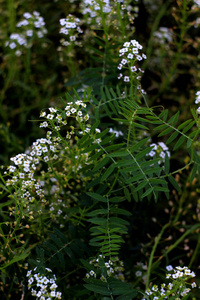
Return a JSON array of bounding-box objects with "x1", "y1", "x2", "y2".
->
[
  {"x1": 7, "y1": 0, "x2": 16, "y2": 32},
  {"x1": 189, "y1": 233, "x2": 200, "y2": 268},
  {"x1": 145, "y1": 222, "x2": 170, "y2": 289}
]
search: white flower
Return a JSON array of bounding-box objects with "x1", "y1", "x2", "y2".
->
[
  {"x1": 71, "y1": 108, "x2": 76, "y2": 113},
  {"x1": 47, "y1": 114, "x2": 54, "y2": 119},
  {"x1": 124, "y1": 76, "x2": 130, "y2": 82},
  {"x1": 135, "y1": 270, "x2": 142, "y2": 277},
  {"x1": 131, "y1": 66, "x2": 137, "y2": 72},
  {"x1": 136, "y1": 55, "x2": 142, "y2": 61},
  {"x1": 166, "y1": 265, "x2": 173, "y2": 271},
  {"x1": 121, "y1": 58, "x2": 127, "y2": 65},
  {"x1": 132, "y1": 48, "x2": 139, "y2": 54}
]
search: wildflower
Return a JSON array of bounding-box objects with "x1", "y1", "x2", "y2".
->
[
  {"x1": 195, "y1": 91, "x2": 200, "y2": 104},
  {"x1": 191, "y1": 282, "x2": 197, "y2": 288},
  {"x1": 59, "y1": 14, "x2": 82, "y2": 47},
  {"x1": 124, "y1": 76, "x2": 130, "y2": 82}
]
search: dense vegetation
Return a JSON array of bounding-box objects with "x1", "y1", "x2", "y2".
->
[{"x1": 1, "y1": 0, "x2": 200, "y2": 299}]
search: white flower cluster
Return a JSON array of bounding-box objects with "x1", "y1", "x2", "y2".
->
[
  {"x1": 5, "y1": 134, "x2": 60, "y2": 210},
  {"x1": 109, "y1": 128, "x2": 123, "y2": 138},
  {"x1": 5, "y1": 11, "x2": 47, "y2": 56},
  {"x1": 59, "y1": 14, "x2": 83, "y2": 47},
  {"x1": 86, "y1": 255, "x2": 125, "y2": 282},
  {"x1": 80, "y1": 0, "x2": 138, "y2": 30},
  {"x1": 117, "y1": 40, "x2": 147, "y2": 93},
  {"x1": 147, "y1": 142, "x2": 170, "y2": 165},
  {"x1": 153, "y1": 27, "x2": 173, "y2": 44},
  {"x1": 27, "y1": 267, "x2": 62, "y2": 299},
  {"x1": 134, "y1": 262, "x2": 147, "y2": 284},
  {"x1": 81, "y1": 0, "x2": 111, "y2": 20},
  {"x1": 4, "y1": 100, "x2": 92, "y2": 215},
  {"x1": 195, "y1": 91, "x2": 200, "y2": 113},
  {"x1": 142, "y1": 266, "x2": 197, "y2": 300}
]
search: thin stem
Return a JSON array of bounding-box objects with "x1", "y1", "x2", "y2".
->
[{"x1": 145, "y1": 222, "x2": 170, "y2": 289}]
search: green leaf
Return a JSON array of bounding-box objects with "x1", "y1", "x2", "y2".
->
[
  {"x1": 101, "y1": 164, "x2": 116, "y2": 182},
  {"x1": 111, "y1": 207, "x2": 132, "y2": 216},
  {"x1": 84, "y1": 280, "x2": 111, "y2": 296},
  {"x1": 173, "y1": 135, "x2": 186, "y2": 151},
  {"x1": 168, "y1": 111, "x2": 180, "y2": 125},
  {"x1": 135, "y1": 147, "x2": 153, "y2": 160},
  {"x1": 133, "y1": 123, "x2": 149, "y2": 130},
  {"x1": 154, "y1": 124, "x2": 168, "y2": 131},
  {"x1": 166, "y1": 131, "x2": 179, "y2": 145},
  {"x1": 104, "y1": 143, "x2": 125, "y2": 152},
  {"x1": 159, "y1": 109, "x2": 168, "y2": 121},
  {"x1": 86, "y1": 192, "x2": 107, "y2": 202},
  {"x1": 129, "y1": 137, "x2": 150, "y2": 152},
  {"x1": 88, "y1": 217, "x2": 107, "y2": 225},
  {"x1": 108, "y1": 150, "x2": 128, "y2": 158},
  {"x1": 92, "y1": 157, "x2": 110, "y2": 172},
  {"x1": 109, "y1": 217, "x2": 129, "y2": 226},
  {"x1": 190, "y1": 164, "x2": 197, "y2": 183},
  {"x1": 87, "y1": 209, "x2": 108, "y2": 216},
  {"x1": 186, "y1": 138, "x2": 193, "y2": 148},
  {"x1": 168, "y1": 175, "x2": 181, "y2": 193},
  {"x1": 124, "y1": 187, "x2": 131, "y2": 202},
  {"x1": 109, "y1": 197, "x2": 125, "y2": 203},
  {"x1": 142, "y1": 187, "x2": 153, "y2": 198},
  {"x1": 134, "y1": 181, "x2": 149, "y2": 192},
  {"x1": 177, "y1": 119, "x2": 193, "y2": 130},
  {"x1": 0, "y1": 247, "x2": 32, "y2": 270},
  {"x1": 182, "y1": 120, "x2": 196, "y2": 133},
  {"x1": 158, "y1": 126, "x2": 174, "y2": 137}
]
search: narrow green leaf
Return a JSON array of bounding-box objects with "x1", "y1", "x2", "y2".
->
[
  {"x1": 133, "y1": 123, "x2": 149, "y2": 130},
  {"x1": 158, "y1": 126, "x2": 174, "y2": 137},
  {"x1": 108, "y1": 150, "x2": 128, "y2": 158},
  {"x1": 84, "y1": 281, "x2": 110, "y2": 296},
  {"x1": 129, "y1": 137, "x2": 150, "y2": 152},
  {"x1": 87, "y1": 209, "x2": 108, "y2": 216},
  {"x1": 177, "y1": 119, "x2": 192, "y2": 130},
  {"x1": 153, "y1": 186, "x2": 169, "y2": 192},
  {"x1": 109, "y1": 197, "x2": 125, "y2": 203},
  {"x1": 86, "y1": 192, "x2": 107, "y2": 202},
  {"x1": 88, "y1": 217, "x2": 107, "y2": 225},
  {"x1": 92, "y1": 157, "x2": 110, "y2": 172},
  {"x1": 190, "y1": 164, "x2": 197, "y2": 183},
  {"x1": 159, "y1": 109, "x2": 168, "y2": 121},
  {"x1": 110, "y1": 207, "x2": 132, "y2": 216},
  {"x1": 142, "y1": 187, "x2": 153, "y2": 198},
  {"x1": 109, "y1": 217, "x2": 129, "y2": 226},
  {"x1": 182, "y1": 121, "x2": 195, "y2": 133},
  {"x1": 154, "y1": 124, "x2": 168, "y2": 131},
  {"x1": 173, "y1": 135, "x2": 186, "y2": 151},
  {"x1": 101, "y1": 164, "x2": 116, "y2": 182},
  {"x1": 124, "y1": 187, "x2": 131, "y2": 202},
  {"x1": 169, "y1": 175, "x2": 181, "y2": 193},
  {"x1": 134, "y1": 181, "x2": 149, "y2": 193},
  {"x1": 166, "y1": 131, "x2": 179, "y2": 145},
  {"x1": 104, "y1": 143, "x2": 125, "y2": 152},
  {"x1": 186, "y1": 138, "x2": 193, "y2": 148},
  {"x1": 135, "y1": 147, "x2": 153, "y2": 160},
  {"x1": 168, "y1": 111, "x2": 180, "y2": 126}
]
